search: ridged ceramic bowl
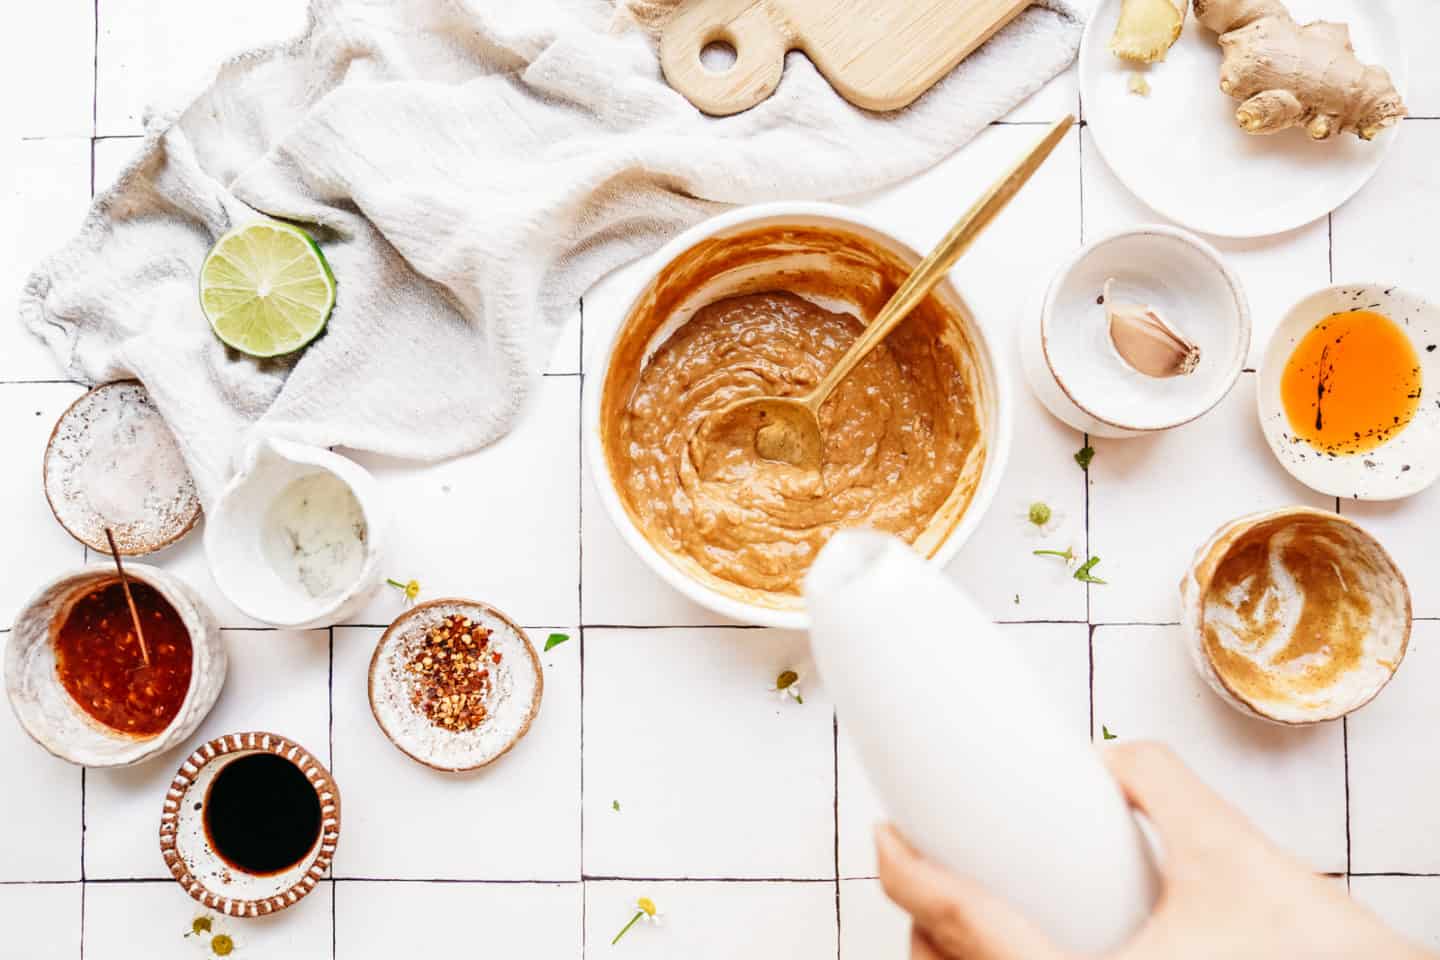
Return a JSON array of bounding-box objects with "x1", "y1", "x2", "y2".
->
[
  {"x1": 584, "y1": 202, "x2": 1012, "y2": 629},
  {"x1": 159, "y1": 731, "x2": 340, "y2": 918},
  {"x1": 5, "y1": 564, "x2": 225, "y2": 767}
]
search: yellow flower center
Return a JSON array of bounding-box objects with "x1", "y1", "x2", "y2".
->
[
  {"x1": 637, "y1": 897, "x2": 657, "y2": 917},
  {"x1": 405, "y1": 580, "x2": 421, "y2": 600},
  {"x1": 775, "y1": 670, "x2": 798, "y2": 690},
  {"x1": 192, "y1": 917, "x2": 213, "y2": 935},
  {"x1": 211, "y1": 934, "x2": 235, "y2": 956}
]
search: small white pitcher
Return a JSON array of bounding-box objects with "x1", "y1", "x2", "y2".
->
[{"x1": 205, "y1": 438, "x2": 385, "y2": 628}]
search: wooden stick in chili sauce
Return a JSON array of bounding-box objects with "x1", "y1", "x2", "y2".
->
[{"x1": 103, "y1": 527, "x2": 152, "y2": 667}]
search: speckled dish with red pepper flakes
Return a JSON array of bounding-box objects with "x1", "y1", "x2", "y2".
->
[{"x1": 367, "y1": 599, "x2": 543, "y2": 772}]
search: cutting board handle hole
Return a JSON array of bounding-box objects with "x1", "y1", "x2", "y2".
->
[{"x1": 700, "y1": 38, "x2": 738, "y2": 73}]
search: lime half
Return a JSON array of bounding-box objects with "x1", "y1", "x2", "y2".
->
[{"x1": 199, "y1": 220, "x2": 336, "y2": 358}]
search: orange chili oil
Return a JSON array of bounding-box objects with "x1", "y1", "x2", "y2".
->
[
  {"x1": 1280, "y1": 309, "x2": 1422, "y2": 455},
  {"x1": 53, "y1": 579, "x2": 192, "y2": 737}
]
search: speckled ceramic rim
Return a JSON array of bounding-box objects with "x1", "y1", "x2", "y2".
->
[
  {"x1": 367, "y1": 598, "x2": 544, "y2": 773},
  {"x1": 159, "y1": 731, "x2": 340, "y2": 917},
  {"x1": 1039, "y1": 225, "x2": 1251, "y2": 433},
  {"x1": 1184, "y1": 507, "x2": 1412, "y2": 725},
  {"x1": 42, "y1": 380, "x2": 202, "y2": 556}
]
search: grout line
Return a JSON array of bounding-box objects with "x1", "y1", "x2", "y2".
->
[
  {"x1": 577, "y1": 296, "x2": 587, "y2": 893},
  {"x1": 1349, "y1": 872, "x2": 1440, "y2": 878},
  {"x1": 1327, "y1": 212, "x2": 1335, "y2": 283},
  {"x1": 90, "y1": 0, "x2": 99, "y2": 142},
  {"x1": 581, "y1": 880, "x2": 588, "y2": 958},
  {"x1": 579, "y1": 623, "x2": 769, "y2": 630},
  {"x1": 0, "y1": 880, "x2": 85, "y2": 886},
  {"x1": 1343, "y1": 716, "x2": 1352, "y2": 876},
  {"x1": 1087, "y1": 624, "x2": 1097, "y2": 741},
  {"x1": 0, "y1": 379, "x2": 91, "y2": 387},
  {"x1": 330, "y1": 878, "x2": 338, "y2": 959},
  {"x1": 331, "y1": 877, "x2": 586, "y2": 885},
  {"x1": 578, "y1": 876, "x2": 836, "y2": 883},
  {"x1": 79, "y1": 879, "x2": 86, "y2": 960},
  {"x1": 832, "y1": 711, "x2": 841, "y2": 960}
]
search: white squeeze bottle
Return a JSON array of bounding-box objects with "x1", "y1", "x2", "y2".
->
[{"x1": 806, "y1": 530, "x2": 1159, "y2": 954}]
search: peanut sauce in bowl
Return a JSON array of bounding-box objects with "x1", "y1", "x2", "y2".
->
[{"x1": 588, "y1": 204, "x2": 1010, "y2": 627}]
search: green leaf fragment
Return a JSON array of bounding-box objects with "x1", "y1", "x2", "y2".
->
[
  {"x1": 545, "y1": 632, "x2": 570, "y2": 651},
  {"x1": 1074, "y1": 444, "x2": 1095, "y2": 470}
]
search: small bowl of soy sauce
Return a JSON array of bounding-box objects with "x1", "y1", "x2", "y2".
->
[{"x1": 159, "y1": 731, "x2": 340, "y2": 918}]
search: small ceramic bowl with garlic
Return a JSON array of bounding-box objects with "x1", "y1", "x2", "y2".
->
[{"x1": 1020, "y1": 225, "x2": 1251, "y2": 437}]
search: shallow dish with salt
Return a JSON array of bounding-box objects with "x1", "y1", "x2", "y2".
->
[{"x1": 43, "y1": 380, "x2": 201, "y2": 556}]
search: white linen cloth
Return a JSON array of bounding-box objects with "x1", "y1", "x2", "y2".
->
[{"x1": 20, "y1": 0, "x2": 1083, "y2": 507}]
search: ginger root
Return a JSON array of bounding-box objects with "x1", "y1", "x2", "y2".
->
[
  {"x1": 1110, "y1": 0, "x2": 1188, "y2": 63},
  {"x1": 1193, "y1": 0, "x2": 1406, "y2": 140}
]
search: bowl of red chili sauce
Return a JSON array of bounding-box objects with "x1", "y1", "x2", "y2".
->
[{"x1": 5, "y1": 564, "x2": 225, "y2": 767}]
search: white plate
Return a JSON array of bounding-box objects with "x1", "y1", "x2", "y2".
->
[
  {"x1": 1080, "y1": 0, "x2": 1407, "y2": 238},
  {"x1": 1257, "y1": 284, "x2": 1440, "y2": 501}
]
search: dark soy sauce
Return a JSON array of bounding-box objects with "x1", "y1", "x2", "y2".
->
[{"x1": 204, "y1": 753, "x2": 322, "y2": 876}]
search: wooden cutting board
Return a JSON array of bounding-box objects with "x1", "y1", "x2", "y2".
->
[{"x1": 660, "y1": 0, "x2": 1035, "y2": 116}]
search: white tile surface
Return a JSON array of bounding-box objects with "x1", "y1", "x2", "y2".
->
[
  {"x1": 95, "y1": 0, "x2": 308, "y2": 136},
  {"x1": 1351, "y1": 876, "x2": 1440, "y2": 954},
  {"x1": 1342, "y1": 487, "x2": 1440, "y2": 620},
  {"x1": 85, "y1": 880, "x2": 333, "y2": 959},
  {"x1": 0, "y1": 383, "x2": 87, "y2": 628},
  {"x1": 0, "y1": 634, "x2": 82, "y2": 881},
  {"x1": 7, "y1": 3, "x2": 1440, "y2": 955},
  {"x1": 343, "y1": 377, "x2": 580, "y2": 628},
  {"x1": 335, "y1": 881, "x2": 581, "y2": 959},
  {"x1": 91, "y1": 136, "x2": 146, "y2": 196},
  {"x1": 580, "y1": 456, "x2": 733, "y2": 627},
  {"x1": 582, "y1": 628, "x2": 833, "y2": 879},
  {"x1": 837, "y1": 622, "x2": 1091, "y2": 878},
  {"x1": 1332, "y1": 122, "x2": 1440, "y2": 302},
  {"x1": 3, "y1": 140, "x2": 91, "y2": 381},
  {"x1": 839, "y1": 878, "x2": 910, "y2": 960},
  {"x1": 1093, "y1": 624, "x2": 1347, "y2": 873},
  {"x1": 11, "y1": 1, "x2": 94, "y2": 138},
  {"x1": 1088, "y1": 373, "x2": 1332, "y2": 625},
  {"x1": 583, "y1": 880, "x2": 837, "y2": 959},
  {"x1": 0, "y1": 884, "x2": 82, "y2": 960},
  {"x1": 1347, "y1": 621, "x2": 1440, "y2": 874},
  {"x1": 83, "y1": 629, "x2": 330, "y2": 879},
  {"x1": 330, "y1": 625, "x2": 580, "y2": 880},
  {"x1": 1081, "y1": 128, "x2": 1332, "y2": 367}
]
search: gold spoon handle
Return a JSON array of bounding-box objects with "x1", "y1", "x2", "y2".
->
[{"x1": 808, "y1": 114, "x2": 1075, "y2": 410}]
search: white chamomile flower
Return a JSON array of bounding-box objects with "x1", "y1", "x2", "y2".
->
[
  {"x1": 1017, "y1": 498, "x2": 1064, "y2": 537},
  {"x1": 613, "y1": 897, "x2": 664, "y2": 945},
  {"x1": 772, "y1": 669, "x2": 804, "y2": 704}
]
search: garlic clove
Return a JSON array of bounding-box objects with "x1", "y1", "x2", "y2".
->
[{"x1": 1104, "y1": 279, "x2": 1202, "y2": 378}]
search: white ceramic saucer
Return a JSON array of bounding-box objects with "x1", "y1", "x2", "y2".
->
[
  {"x1": 1257, "y1": 283, "x2": 1440, "y2": 501},
  {"x1": 1080, "y1": 0, "x2": 1406, "y2": 238}
]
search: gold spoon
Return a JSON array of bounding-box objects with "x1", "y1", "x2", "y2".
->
[{"x1": 705, "y1": 114, "x2": 1075, "y2": 472}]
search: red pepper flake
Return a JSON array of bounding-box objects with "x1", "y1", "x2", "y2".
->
[{"x1": 403, "y1": 614, "x2": 494, "y2": 732}]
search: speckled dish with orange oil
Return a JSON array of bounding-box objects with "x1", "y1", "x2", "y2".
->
[
  {"x1": 1259, "y1": 284, "x2": 1440, "y2": 501},
  {"x1": 1180, "y1": 507, "x2": 1410, "y2": 725}
]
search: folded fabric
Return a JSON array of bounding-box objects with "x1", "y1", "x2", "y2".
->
[{"x1": 20, "y1": 0, "x2": 1083, "y2": 507}]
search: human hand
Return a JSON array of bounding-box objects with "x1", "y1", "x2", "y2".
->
[{"x1": 875, "y1": 741, "x2": 1434, "y2": 959}]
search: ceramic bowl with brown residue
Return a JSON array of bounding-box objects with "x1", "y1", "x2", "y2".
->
[
  {"x1": 584, "y1": 202, "x2": 1012, "y2": 629},
  {"x1": 1179, "y1": 507, "x2": 1411, "y2": 725}
]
